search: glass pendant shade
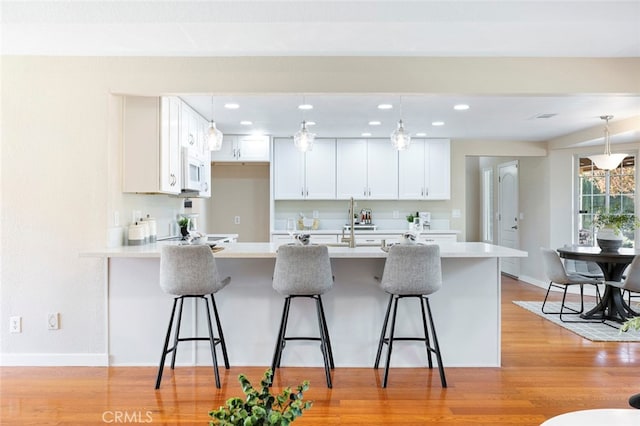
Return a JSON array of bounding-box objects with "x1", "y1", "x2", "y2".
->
[
  {"x1": 588, "y1": 115, "x2": 627, "y2": 170},
  {"x1": 208, "y1": 121, "x2": 223, "y2": 151},
  {"x1": 294, "y1": 121, "x2": 315, "y2": 152},
  {"x1": 390, "y1": 119, "x2": 411, "y2": 151}
]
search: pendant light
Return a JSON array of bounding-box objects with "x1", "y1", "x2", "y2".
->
[
  {"x1": 207, "y1": 97, "x2": 223, "y2": 151},
  {"x1": 293, "y1": 96, "x2": 315, "y2": 152},
  {"x1": 588, "y1": 115, "x2": 627, "y2": 170},
  {"x1": 390, "y1": 97, "x2": 411, "y2": 151}
]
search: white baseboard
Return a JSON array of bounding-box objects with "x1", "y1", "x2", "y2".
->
[{"x1": 0, "y1": 353, "x2": 108, "y2": 366}]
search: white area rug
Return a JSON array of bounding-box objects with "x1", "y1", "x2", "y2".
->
[{"x1": 513, "y1": 301, "x2": 640, "y2": 342}]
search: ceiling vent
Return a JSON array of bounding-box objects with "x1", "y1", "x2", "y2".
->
[{"x1": 535, "y1": 113, "x2": 557, "y2": 119}]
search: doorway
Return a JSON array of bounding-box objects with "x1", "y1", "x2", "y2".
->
[{"x1": 498, "y1": 161, "x2": 520, "y2": 277}]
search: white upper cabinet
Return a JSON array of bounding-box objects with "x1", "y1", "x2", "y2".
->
[
  {"x1": 399, "y1": 138, "x2": 450, "y2": 200},
  {"x1": 336, "y1": 139, "x2": 398, "y2": 199},
  {"x1": 179, "y1": 101, "x2": 210, "y2": 161},
  {"x1": 123, "y1": 96, "x2": 182, "y2": 195},
  {"x1": 211, "y1": 135, "x2": 270, "y2": 162},
  {"x1": 273, "y1": 138, "x2": 336, "y2": 200}
]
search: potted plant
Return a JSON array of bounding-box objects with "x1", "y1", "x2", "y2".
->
[
  {"x1": 593, "y1": 212, "x2": 639, "y2": 252},
  {"x1": 209, "y1": 369, "x2": 312, "y2": 426},
  {"x1": 178, "y1": 216, "x2": 190, "y2": 238}
]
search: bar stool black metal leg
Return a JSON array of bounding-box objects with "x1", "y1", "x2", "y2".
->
[
  {"x1": 209, "y1": 294, "x2": 230, "y2": 369},
  {"x1": 271, "y1": 297, "x2": 291, "y2": 378},
  {"x1": 317, "y1": 296, "x2": 335, "y2": 369},
  {"x1": 374, "y1": 294, "x2": 394, "y2": 369},
  {"x1": 425, "y1": 298, "x2": 447, "y2": 388},
  {"x1": 276, "y1": 297, "x2": 292, "y2": 370},
  {"x1": 315, "y1": 297, "x2": 333, "y2": 388},
  {"x1": 170, "y1": 297, "x2": 185, "y2": 369},
  {"x1": 204, "y1": 295, "x2": 221, "y2": 388},
  {"x1": 419, "y1": 296, "x2": 433, "y2": 368},
  {"x1": 382, "y1": 296, "x2": 400, "y2": 388},
  {"x1": 155, "y1": 298, "x2": 178, "y2": 389}
]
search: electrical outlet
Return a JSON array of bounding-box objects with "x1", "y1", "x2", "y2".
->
[
  {"x1": 392, "y1": 210, "x2": 399, "y2": 219},
  {"x1": 10, "y1": 316, "x2": 21, "y2": 333},
  {"x1": 114, "y1": 211, "x2": 120, "y2": 227},
  {"x1": 47, "y1": 313, "x2": 59, "y2": 330},
  {"x1": 234, "y1": 216, "x2": 241, "y2": 225},
  {"x1": 312, "y1": 210, "x2": 319, "y2": 219}
]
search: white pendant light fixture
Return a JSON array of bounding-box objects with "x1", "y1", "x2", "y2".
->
[
  {"x1": 208, "y1": 96, "x2": 223, "y2": 151},
  {"x1": 390, "y1": 97, "x2": 411, "y2": 151},
  {"x1": 293, "y1": 96, "x2": 315, "y2": 152},
  {"x1": 588, "y1": 115, "x2": 627, "y2": 170}
]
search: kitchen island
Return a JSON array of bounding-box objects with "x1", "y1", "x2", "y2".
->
[{"x1": 83, "y1": 242, "x2": 526, "y2": 368}]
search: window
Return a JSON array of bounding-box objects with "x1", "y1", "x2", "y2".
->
[
  {"x1": 482, "y1": 167, "x2": 493, "y2": 243},
  {"x1": 576, "y1": 155, "x2": 636, "y2": 247}
]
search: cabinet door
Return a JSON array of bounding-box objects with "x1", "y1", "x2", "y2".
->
[
  {"x1": 425, "y1": 139, "x2": 450, "y2": 200},
  {"x1": 305, "y1": 138, "x2": 336, "y2": 199},
  {"x1": 160, "y1": 97, "x2": 181, "y2": 194},
  {"x1": 273, "y1": 138, "x2": 305, "y2": 199},
  {"x1": 398, "y1": 139, "x2": 427, "y2": 199},
  {"x1": 237, "y1": 135, "x2": 270, "y2": 161},
  {"x1": 211, "y1": 135, "x2": 238, "y2": 161},
  {"x1": 367, "y1": 139, "x2": 398, "y2": 199},
  {"x1": 336, "y1": 139, "x2": 368, "y2": 199},
  {"x1": 199, "y1": 151, "x2": 212, "y2": 198}
]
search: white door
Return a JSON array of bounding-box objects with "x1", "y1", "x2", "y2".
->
[{"x1": 498, "y1": 161, "x2": 520, "y2": 277}]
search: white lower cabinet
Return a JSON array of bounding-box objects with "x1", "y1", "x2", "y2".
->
[{"x1": 271, "y1": 234, "x2": 338, "y2": 246}]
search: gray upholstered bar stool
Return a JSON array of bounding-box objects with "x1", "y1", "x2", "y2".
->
[
  {"x1": 374, "y1": 244, "x2": 447, "y2": 388},
  {"x1": 271, "y1": 244, "x2": 335, "y2": 388},
  {"x1": 155, "y1": 245, "x2": 231, "y2": 389}
]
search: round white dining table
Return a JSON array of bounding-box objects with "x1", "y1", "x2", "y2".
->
[{"x1": 541, "y1": 408, "x2": 640, "y2": 425}]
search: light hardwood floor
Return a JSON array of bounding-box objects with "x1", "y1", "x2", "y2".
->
[{"x1": 2, "y1": 276, "x2": 640, "y2": 425}]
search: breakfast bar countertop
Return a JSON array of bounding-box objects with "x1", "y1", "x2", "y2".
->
[{"x1": 81, "y1": 241, "x2": 527, "y2": 259}]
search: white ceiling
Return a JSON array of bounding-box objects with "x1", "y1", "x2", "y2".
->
[{"x1": 2, "y1": 1, "x2": 639, "y2": 142}]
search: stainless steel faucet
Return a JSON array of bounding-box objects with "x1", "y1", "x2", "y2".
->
[{"x1": 341, "y1": 197, "x2": 356, "y2": 248}]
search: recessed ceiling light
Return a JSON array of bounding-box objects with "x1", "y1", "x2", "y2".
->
[
  {"x1": 368, "y1": 120, "x2": 382, "y2": 126},
  {"x1": 306, "y1": 121, "x2": 316, "y2": 126},
  {"x1": 361, "y1": 132, "x2": 372, "y2": 137},
  {"x1": 377, "y1": 104, "x2": 393, "y2": 110},
  {"x1": 432, "y1": 121, "x2": 445, "y2": 126},
  {"x1": 416, "y1": 132, "x2": 427, "y2": 137},
  {"x1": 298, "y1": 104, "x2": 313, "y2": 110},
  {"x1": 240, "y1": 120, "x2": 252, "y2": 126},
  {"x1": 224, "y1": 103, "x2": 239, "y2": 109},
  {"x1": 454, "y1": 104, "x2": 470, "y2": 111}
]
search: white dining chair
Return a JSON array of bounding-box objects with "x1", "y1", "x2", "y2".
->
[{"x1": 540, "y1": 248, "x2": 603, "y2": 323}]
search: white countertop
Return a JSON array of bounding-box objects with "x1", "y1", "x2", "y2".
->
[
  {"x1": 271, "y1": 229, "x2": 460, "y2": 235},
  {"x1": 82, "y1": 241, "x2": 527, "y2": 259}
]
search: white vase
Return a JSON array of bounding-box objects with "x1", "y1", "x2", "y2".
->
[{"x1": 596, "y1": 227, "x2": 623, "y2": 252}]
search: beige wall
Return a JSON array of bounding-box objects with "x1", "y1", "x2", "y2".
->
[
  {"x1": 207, "y1": 164, "x2": 270, "y2": 242},
  {"x1": 2, "y1": 56, "x2": 639, "y2": 360}
]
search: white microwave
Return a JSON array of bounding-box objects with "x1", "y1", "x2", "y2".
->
[{"x1": 182, "y1": 148, "x2": 205, "y2": 192}]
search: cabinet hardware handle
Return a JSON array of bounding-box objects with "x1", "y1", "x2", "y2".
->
[
  {"x1": 189, "y1": 134, "x2": 194, "y2": 145},
  {"x1": 301, "y1": 188, "x2": 305, "y2": 196},
  {"x1": 237, "y1": 149, "x2": 241, "y2": 158}
]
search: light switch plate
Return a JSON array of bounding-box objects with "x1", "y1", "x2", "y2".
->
[{"x1": 452, "y1": 209, "x2": 461, "y2": 218}]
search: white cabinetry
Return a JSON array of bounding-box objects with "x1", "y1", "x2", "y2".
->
[
  {"x1": 273, "y1": 138, "x2": 336, "y2": 200},
  {"x1": 180, "y1": 101, "x2": 209, "y2": 161},
  {"x1": 271, "y1": 234, "x2": 338, "y2": 246},
  {"x1": 123, "y1": 96, "x2": 181, "y2": 195},
  {"x1": 336, "y1": 139, "x2": 398, "y2": 199},
  {"x1": 211, "y1": 135, "x2": 270, "y2": 162},
  {"x1": 399, "y1": 138, "x2": 450, "y2": 200}
]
